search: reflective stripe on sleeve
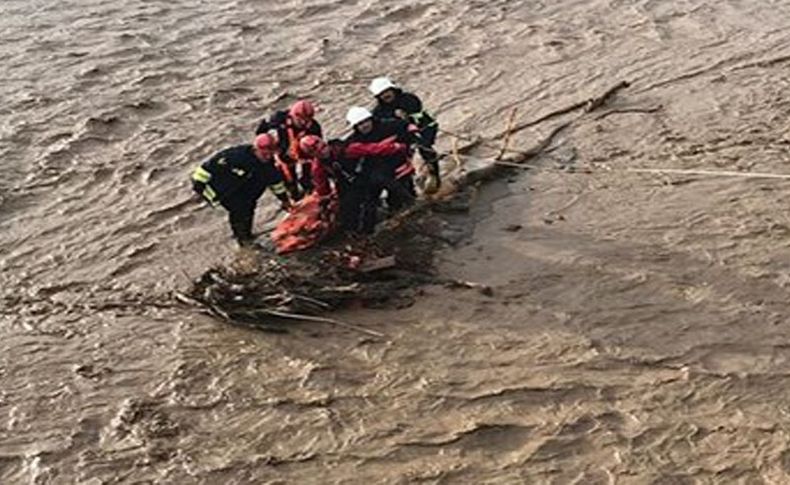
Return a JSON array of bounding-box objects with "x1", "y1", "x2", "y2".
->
[
  {"x1": 202, "y1": 185, "x2": 219, "y2": 206},
  {"x1": 270, "y1": 182, "x2": 287, "y2": 195},
  {"x1": 410, "y1": 111, "x2": 438, "y2": 128},
  {"x1": 192, "y1": 166, "x2": 212, "y2": 183}
]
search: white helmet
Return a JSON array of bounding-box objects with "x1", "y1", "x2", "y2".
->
[
  {"x1": 346, "y1": 106, "x2": 373, "y2": 126},
  {"x1": 369, "y1": 77, "x2": 397, "y2": 96}
]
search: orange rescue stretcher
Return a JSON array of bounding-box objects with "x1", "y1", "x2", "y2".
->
[{"x1": 271, "y1": 191, "x2": 338, "y2": 254}]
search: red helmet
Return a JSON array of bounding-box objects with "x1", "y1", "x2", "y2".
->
[
  {"x1": 254, "y1": 133, "x2": 278, "y2": 155},
  {"x1": 299, "y1": 135, "x2": 328, "y2": 158},
  {"x1": 289, "y1": 100, "x2": 315, "y2": 123}
]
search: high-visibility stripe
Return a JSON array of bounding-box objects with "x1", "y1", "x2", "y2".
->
[
  {"x1": 202, "y1": 185, "x2": 219, "y2": 206},
  {"x1": 409, "y1": 111, "x2": 439, "y2": 129},
  {"x1": 192, "y1": 166, "x2": 212, "y2": 183},
  {"x1": 411, "y1": 111, "x2": 438, "y2": 128},
  {"x1": 270, "y1": 182, "x2": 287, "y2": 195}
]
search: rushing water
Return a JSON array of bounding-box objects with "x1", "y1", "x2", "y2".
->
[{"x1": 4, "y1": 0, "x2": 790, "y2": 483}]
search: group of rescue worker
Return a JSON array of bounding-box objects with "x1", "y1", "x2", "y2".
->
[{"x1": 191, "y1": 77, "x2": 440, "y2": 247}]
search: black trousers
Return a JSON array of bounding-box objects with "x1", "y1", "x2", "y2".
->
[
  {"x1": 221, "y1": 196, "x2": 257, "y2": 246},
  {"x1": 360, "y1": 170, "x2": 416, "y2": 234},
  {"x1": 419, "y1": 125, "x2": 440, "y2": 182},
  {"x1": 387, "y1": 175, "x2": 416, "y2": 212},
  {"x1": 336, "y1": 176, "x2": 365, "y2": 234}
]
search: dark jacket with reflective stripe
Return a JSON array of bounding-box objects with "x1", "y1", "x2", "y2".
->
[
  {"x1": 255, "y1": 110, "x2": 323, "y2": 163},
  {"x1": 372, "y1": 89, "x2": 437, "y2": 130},
  {"x1": 193, "y1": 144, "x2": 284, "y2": 204}
]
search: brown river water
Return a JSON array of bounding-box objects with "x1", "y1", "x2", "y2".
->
[{"x1": 4, "y1": 0, "x2": 790, "y2": 483}]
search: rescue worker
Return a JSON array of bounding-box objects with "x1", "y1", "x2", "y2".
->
[
  {"x1": 298, "y1": 134, "x2": 410, "y2": 233},
  {"x1": 191, "y1": 133, "x2": 291, "y2": 247},
  {"x1": 369, "y1": 77, "x2": 441, "y2": 191},
  {"x1": 345, "y1": 106, "x2": 421, "y2": 233},
  {"x1": 255, "y1": 99, "x2": 323, "y2": 200}
]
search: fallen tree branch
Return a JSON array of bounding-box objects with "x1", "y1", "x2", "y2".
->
[
  {"x1": 439, "y1": 129, "x2": 534, "y2": 157},
  {"x1": 625, "y1": 168, "x2": 790, "y2": 180},
  {"x1": 290, "y1": 293, "x2": 333, "y2": 309},
  {"x1": 450, "y1": 136, "x2": 463, "y2": 171},
  {"x1": 175, "y1": 291, "x2": 235, "y2": 322},
  {"x1": 584, "y1": 80, "x2": 631, "y2": 112},
  {"x1": 259, "y1": 309, "x2": 387, "y2": 339},
  {"x1": 490, "y1": 80, "x2": 630, "y2": 141},
  {"x1": 497, "y1": 108, "x2": 518, "y2": 160},
  {"x1": 595, "y1": 104, "x2": 663, "y2": 120},
  {"x1": 438, "y1": 80, "x2": 630, "y2": 161},
  {"x1": 434, "y1": 81, "x2": 631, "y2": 190},
  {"x1": 491, "y1": 159, "x2": 539, "y2": 170}
]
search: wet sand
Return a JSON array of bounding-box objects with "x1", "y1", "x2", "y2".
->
[{"x1": 4, "y1": 0, "x2": 790, "y2": 483}]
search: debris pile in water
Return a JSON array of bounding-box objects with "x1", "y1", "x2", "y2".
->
[{"x1": 180, "y1": 202, "x2": 457, "y2": 329}]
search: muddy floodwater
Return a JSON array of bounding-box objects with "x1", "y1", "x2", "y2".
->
[{"x1": 5, "y1": 0, "x2": 790, "y2": 483}]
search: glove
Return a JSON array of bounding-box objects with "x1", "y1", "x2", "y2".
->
[{"x1": 392, "y1": 142, "x2": 408, "y2": 155}]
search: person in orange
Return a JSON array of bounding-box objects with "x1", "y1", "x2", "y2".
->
[
  {"x1": 255, "y1": 99, "x2": 323, "y2": 201},
  {"x1": 298, "y1": 134, "x2": 411, "y2": 233}
]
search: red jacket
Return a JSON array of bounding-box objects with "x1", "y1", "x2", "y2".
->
[
  {"x1": 310, "y1": 139, "x2": 409, "y2": 197},
  {"x1": 345, "y1": 138, "x2": 408, "y2": 159},
  {"x1": 309, "y1": 158, "x2": 333, "y2": 197}
]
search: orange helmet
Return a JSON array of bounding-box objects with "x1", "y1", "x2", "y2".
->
[
  {"x1": 254, "y1": 133, "x2": 278, "y2": 155},
  {"x1": 299, "y1": 135, "x2": 328, "y2": 158},
  {"x1": 289, "y1": 100, "x2": 315, "y2": 124}
]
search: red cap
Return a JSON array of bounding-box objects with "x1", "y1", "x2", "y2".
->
[
  {"x1": 254, "y1": 133, "x2": 277, "y2": 155},
  {"x1": 299, "y1": 135, "x2": 328, "y2": 158},
  {"x1": 289, "y1": 100, "x2": 315, "y2": 122}
]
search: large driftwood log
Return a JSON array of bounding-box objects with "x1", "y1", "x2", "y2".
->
[
  {"x1": 439, "y1": 80, "x2": 630, "y2": 192},
  {"x1": 444, "y1": 80, "x2": 630, "y2": 156}
]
